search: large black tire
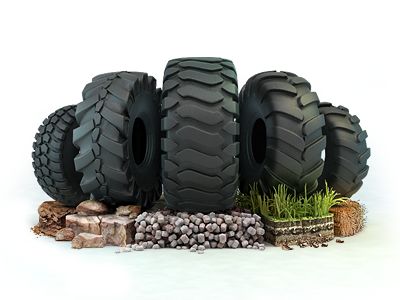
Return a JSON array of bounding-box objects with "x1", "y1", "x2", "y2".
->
[
  {"x1": 318, "y1": 103, "x2": 370, "y2": 196},
  {"x1": 161, "y1": 57, "x2": 239, "y2": 212},
  {"x1": 239, "y1": 71, "x2": 326, "y2": 194},
  {"x1": 32, "y1": 105, "x2": 88, "y2": 206},
  {"x1": 73, "y1": 72, "x2": 161, "y2": 207}
]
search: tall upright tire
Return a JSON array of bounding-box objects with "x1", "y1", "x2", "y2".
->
[
  {"x1": 161, "y1": 57, "x2": 239, "y2": 212},
  {"x1": 32, "y1": 105, "x2": 89, "y2": 206},
  {"x1": 239, "y1": 71, "x2": 326, "y2": 194},
  {"x1": 73, "y1": 72, "x2": 161, "y2": 208},
  {"x1": 318, "y1": 103, "x2": 370, "y2": 196}
]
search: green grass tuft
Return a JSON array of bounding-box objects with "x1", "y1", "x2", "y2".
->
[{"x1": 235, "y1": 182, "x2": 347, "y2": 221}]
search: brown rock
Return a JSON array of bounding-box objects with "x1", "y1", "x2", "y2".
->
[
  {"x1": 116, "y1": 205, "x2": 141, "y2": 219},
  {"x1": 100, "y1": 215, "x2": 135, "y2": 247},
  {"x1": 32, "y1": 201, "x2": 76, "y2": 237},
  {"x1": 76, "y1": 200, "x2": 109, "y2": 216},
  {"x1": 66, "y1": 214, "x2": 101, "y2": 235},
  {"x1": 72, "y1": 233, "x2": 105, "y2": 249},
  {"x1": 55, "y1": 228, "x2": 75, "y2": 241},
  {"x1": 330, "y1": 200, "x2": 364, "y2": 237}
]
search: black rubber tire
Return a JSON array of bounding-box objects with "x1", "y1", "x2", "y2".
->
[
  {"x1": 161, "y1": 57, "x2": 239, "y2": 212},
  {"x1": 239, "y1": 71, "x2": 326, "y2": 194},
  {"x1": 32, "y1": 105, "x2": 89, "y2": 206},
  {"x1": 73, "y1": 72, "x2": 161, "y2": 207},
  {"x1": 318, "y1": 103, "x2": 370, "y2": 196}
]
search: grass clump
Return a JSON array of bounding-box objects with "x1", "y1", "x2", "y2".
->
[{"x1": 235, "y1": 182, "x2": 347, "y2": 221}]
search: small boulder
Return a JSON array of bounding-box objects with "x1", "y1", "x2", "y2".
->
[
  {"x1": 76, "y1": 200, "x2": 109, "y2": 216},
  {"x1": 55, "y1": 228, "x2": 75, "y2": 241},
  {"x1": 66, "y1": 214, "x2": 101, "y2": 235},
  {"x1": 100, "y1": 215, "x2": 135, "y2": 247},
  {"x1": 72, "y1": 233, "x2": 105, "y2": 249},
  {"x1": 116, "y1": 205, "x2": 141, "y2": 219}
]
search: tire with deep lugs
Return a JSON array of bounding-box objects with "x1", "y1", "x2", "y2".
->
[
  {"x1": 318, "y1": 103, "x2": 370, "y2": 196},
  {"x1": 239, "y1": 71, "x2": 326, "y2": 194},
  {"x1": 73, "y1": 72, "x2": 161, "y2": 207},
  {"x1": 32, "y1": 105, "x2": 88, "y2": 206},
  {"x1": 161, "y1": 57, "x2": 239, "y2": 212}
]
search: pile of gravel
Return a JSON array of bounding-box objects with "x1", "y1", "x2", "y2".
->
[{"x1": 132, "y1": 210, "x2": 266, "y2": 253}]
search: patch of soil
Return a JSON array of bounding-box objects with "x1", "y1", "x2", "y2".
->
[
  {"x1": 330, "y1": 200, "x2": 364, "y2": 237},
  {"x1": 32, "y1": 201, "x2": 75, "y2": 237}
]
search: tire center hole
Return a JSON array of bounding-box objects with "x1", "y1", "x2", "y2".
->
[
  {"x1": 132, "y1": 118, "x2": 147, "y2": 165},
  {"x1": 252, "y1": 118, "x2": 266, "y2": 164}
]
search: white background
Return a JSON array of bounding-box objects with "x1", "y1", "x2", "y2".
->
[{"x1": 0, "y1": 0, "x2": 399, "y2": 299}]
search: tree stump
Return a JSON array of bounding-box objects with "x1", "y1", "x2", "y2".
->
[{"x1": 329, "y1": 200, "x2": 364, "y2": 237}]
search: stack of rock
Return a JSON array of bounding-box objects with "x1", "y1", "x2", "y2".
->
[{"x1": 132, "y1": 210, "x2": 266, "y2": 253}]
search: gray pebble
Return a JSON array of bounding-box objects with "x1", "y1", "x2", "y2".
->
[
  {"x1": 135, "y1": 215, "x2": 144, "y2": 222},
  {"x1": 182, "y1": 246, "x2": 188, "y2": 250},
  {"x1": 184, "y1": 218, "x2": 190, "y2": 226},
  {"x1": 180, "y1": 225, "x2": 189, "y2": 234},
  {"x1": 243, "y1": 218, "x2": 251, "y2": 227},
  {"x1": 204, "y1": 241, "x2": 210, "y2": 249},
  {"x1": 206, "y1": 223, "x2": 213, "y2": 232},
  {"x1": 187, "y1": 229, "x2": 193, "y2": 236},
  {"x1": 165, "y1": 224, "x2": 174, "y2": 234},
  {"x1": 242, "y1": 240, "x2": 249, "y2": 248},
  {"x1": 256, "y1": 228, "x2": 265, "y2": 235},
  {"x1": 203, "y1": 215, "x2": 211, "y2": 224},
  {"x1": 217, "y1": 242, "x2": 225, "y2": 248},
  {"x1": 188, "y1": 223, "x2": 194, "y2": 229},
  {"x1": 211, "y1": 241, "x2": 217, "y2": 248},
  {"x1": 147, "y1": 241, "x2": 154, "y2": 248},
  {"x1": 135, "y1": 245, "x2": 144, "y2": 251},
  {"x1": 190, "y1": 247, "x2": 196, "y2": 252},
  {"x1": 150, "y1": 217, "x2": 156, "y2": 225},
  {"x1": 204, "y1": 231, "x2": 210, "y2": 238},
  {"x1": 220, "y1": 223, "x2": 227, "y2": 232},
  {"x1": 137, "y1": 225, "x2": 146, "y2": 233},
  {"x1": 189, "y1": 238, "x2": 197, "y2": 246},
  {"x1": 197, "y1": 233, "x2": 205, "y2": 243},
  {"x1": 196, "y1": 212, "x2": 204, "y2": 218},
  {"x1": 197, "y1": 250, "x2": 204, "y2": 254},
  {"x1": 168, "y1": 234, "x2": 177, "y2": 242},
  {"x1": 152, "y1": 223, "x2": 160, "y2": 230},
  {"x1": 155, "y1": 230, "x2": 162, "y2": 240},
  {"x1": 247, "y1": 245, "x2": 253, "y2": 249},
  {"x1": 189, "y1": 215, "x2": 197, "y2": 223},
  {"x1": 170, "y1": 240, "x2": 177, "y2": 247},
  {"x1": 228, "y1": 231, "x2": 235, "y2": 237},
  {"x1": 146, "y1": 225, "x2": 152, "y2": 232},
  {"x1": 219, "y1": 234, "x2": 227, "y2": 244},
  {"x1": 231, "y1": 240, "x2": 240, "y2": 249},
  {"x1": 140, "y1": 220, "x2": 147, "y2": 227},
  {"x1": 181, "y1": 234, "x2": 189, "y2": 244},
  {"x1": 250, "y1": 217, "x2": 256, "y2": 225},
  {"x1": 252, "y1": 245, "x2": 258, "y2": 249},
  {"x1": 235, "y1": 217, "x2": 242, "y2": 225},
  {"x1": 158, "y1": 215, "x2": 165, "y2": 224},
  {"x1": 161, "y1": 231, "x2": 169, "y2": 238},
  {"x1": 198, "y1": 245, "x2": 205, "y2": 251},
  {"x1": 216, "y1": 218, "x2": 223, "y2": 225},
  {"x1": 209, "y1": 212, "x2": 216, "y2": 218},
  {"x1": 199, "y1": 223, "x2": 205, "y2": 232},
  {"x1": 247, "y1": 226, "x2": 257, "y2": 236},
  {"x1": 194, "y1": 218, "x2": 201, "y2": 225},
  {"x1": 176, "y1": 246, "x2": 182, "y2": 250},
  {"x1": 192, "y1": 244, "x2": 198, "y2": 250},
  {"x1": 175, "y1": 218, "x2": 184, "y2": 227},
  {"x1": 211, "y1": 217, "x2": 217, "y2": 223},
  {"x1": 152, "y1": 244, "x2": 160, "y2": 249},
  {"x1": 142, "y1": 242, "x2": 148, "y2": 248},
  {"x1": 259, "y1": 246, "x2": 266, "y2": 251},
  {"x1": 158, "y1": 240, "x2": 165, "y2": 248},
  {"x1": 236, "y1": 231, "x2": 243, "y2": 239},
  {"x1": 173, "y1": 226, "x2": 180, "y2": 234},
  {"x1": 145, "y1": 216, "x2": 151, "y2": 223},
  {"x1": 135, "y1": 233, "x2": 144, "y2": 240},
  {"x1": 209, "y1": 233, "x2": 214, "y2": 240},
  {"x1": 193, "y1": 225, "x2": 199, "y2": 233},
  {"x1": 229, "y1": 223, "x2": 238, "y2": 231},
  {"x1": 224, "y1": 215, "x2": 233, "y2": 224}
]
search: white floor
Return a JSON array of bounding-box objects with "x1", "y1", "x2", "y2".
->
[{"x1": 1, "y1": 167, "x2": 398, "y2": 300}]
